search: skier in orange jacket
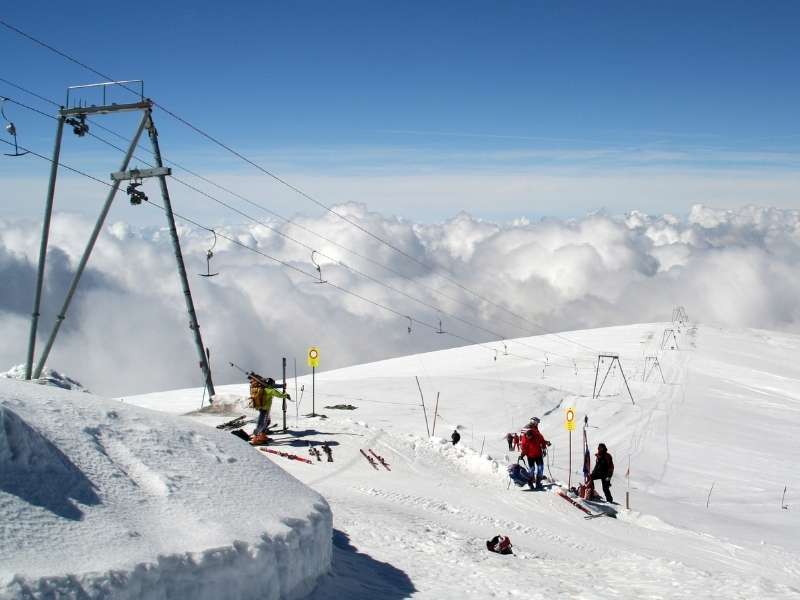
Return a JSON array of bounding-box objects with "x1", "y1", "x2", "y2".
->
[{"x1": 519, "y1": 417, "x2": 550, "y2": 489}]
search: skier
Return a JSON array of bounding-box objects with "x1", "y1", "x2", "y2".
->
[
  {"x1": 486, "y1": 535, "x2": 513, "y2": 555},
  {"x1": 519, "y1": 417, "x2": 550, "y2": 489},
  {"x1": 322, "y1": 442, "x2": 333, "y2": 462},
  {"x1": 512, "y1": 432, "x2": 520, "y2": 451},
  {"x1": 451, "y1": 429, "x2": 461, "y2": 445},
  {"x1": 248, "y1": 373, "x2": 290, "y2": 446},
  {"x1": 505, "y1": 432, "x2": 514, "y2": 451},
  {"x1": 590, "y1": 443, "x2": 614, "y2": 503}
]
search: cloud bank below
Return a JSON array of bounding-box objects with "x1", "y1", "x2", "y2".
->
[{"x1": 1, "y1": 203, "x2": 798, "y2": 396}]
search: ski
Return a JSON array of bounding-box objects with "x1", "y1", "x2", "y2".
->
[
  {"x1": 580, "y1": 498, "x2": 618, "y2": 519},
  {"x1": 230, "y1": 428, "x2": 251, "y2": 441},
  {"x1": 368, "y1": 449, "x2": 391, "y2": 471},
  {"x1": 360, "y1": 449, "x2": 380, "y2": 470},
  {"x1": 258, "y1": 447, "x2": 314, "y2": 464},
  {"x1": 555, "y1": 489, "x2": 596, "y2": 517},
  {"x1": 216, "y1": 415, "x2": 248, "y2": 430}
]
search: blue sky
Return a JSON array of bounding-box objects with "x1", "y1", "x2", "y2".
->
[{"x1": 2, "y1": 1, "x2": 799, "y2": 224}]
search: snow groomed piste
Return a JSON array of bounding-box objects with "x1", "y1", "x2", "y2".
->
[{"x1": 3, "y1": 322, "x2": 800, "y2": 598}]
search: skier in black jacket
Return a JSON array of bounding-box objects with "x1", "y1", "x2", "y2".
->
[
  {"x1": 451, "y1": 429, "x2": 461, "y2": 445},
  {"x1": 590, "y1": 443, "x2": 614, "y2": 503}
]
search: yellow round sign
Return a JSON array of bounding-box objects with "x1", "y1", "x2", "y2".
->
[
  {"x1": 308, "y1": 346, "x2": 320, "y2": 368},
  {"x1": 565, "y1": 407, "x2": 576, "y2": 431}
]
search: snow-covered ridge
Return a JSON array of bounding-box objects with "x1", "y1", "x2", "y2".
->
[
  {"x1": 2, "y1": 364, "x2": 88, "y2": 392},
  {"x1": 0, "y1": 379, "x2": 332, "y2": 599}
]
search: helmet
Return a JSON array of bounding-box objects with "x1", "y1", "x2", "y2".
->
[{"x1": 530, "y1": 417, "x2": 540, "y2": 426}]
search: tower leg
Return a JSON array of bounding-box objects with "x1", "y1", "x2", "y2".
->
[
  {"x1": 26, "y1": 116, "x2": 65, "y2": 379},
  {"x1": 146, "y1": 110, "x2": 215, "y2": 400},
  {"x1": 34, "y1": 111, "x2": 149, "y2": 379}
]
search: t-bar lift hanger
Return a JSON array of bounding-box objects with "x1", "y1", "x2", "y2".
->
[
  {"x1": 199, "y1": 230, "x2": 219, "y2": 277},
  {"x1": 1, "y1": 97, "x2": 29, "y2": 157}
]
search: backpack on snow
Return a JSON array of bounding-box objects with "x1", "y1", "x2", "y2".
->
[
  {"x1": 508, "y1": 463, "x2": 532, "y2": 487},
  {"x1": 486, "y1": 535, "x2": 513, "y2": 555},
  {"x1": 577, "y1": 481, "x2": 602, "y2": 501}
]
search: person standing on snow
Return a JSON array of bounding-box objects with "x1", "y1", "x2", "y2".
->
[
  {"x1": 451, "y1": 429, "x2": 461, "y2": 445},
  {"x1": 590, "y1": 443, "x2": 614, "y2": 503},
  {"x1": 505, "y1": 432, "x2": 514, "y2": 451},
  {"x1": 512, "y1": 432, "x2": 520, "y2": 451},
  {"x1": 519, "y1": 417, "x2": 550, "y2": 489},
  {"x1": 248, "y1": 373, "x2": 290, "y2": 445}
]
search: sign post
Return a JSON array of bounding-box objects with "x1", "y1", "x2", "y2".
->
[
  {"x1": 307, "y1": 346, "x2": 320, "y2": 417},
  {"x1": 565, "y1": 407, "x2": 576, "y2": 489},
  {"x1": 281, "y1": 357, "x2": 287, "y2": 432}
]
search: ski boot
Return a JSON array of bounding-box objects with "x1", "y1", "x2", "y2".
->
[{"x1": 250, "y1": 432, "x2": 270, "y2": 446}]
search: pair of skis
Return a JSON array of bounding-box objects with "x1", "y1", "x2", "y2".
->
[
  {"x1": 360, "y1": 449, "x2": 390, "y2": 471},
  {"x1": 258, "y1": 447, "x2": 314, "y2": 464},
  {"x1": 554, "y1": 487, "x2": 617, "y2": 520},
  {"x1": 217, "y1": 415, "x2": 254, "y2": 430}
]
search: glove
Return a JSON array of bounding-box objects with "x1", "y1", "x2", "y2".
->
[{"x1": 286, "y1": 393, "x2": 291, "y2": 400}]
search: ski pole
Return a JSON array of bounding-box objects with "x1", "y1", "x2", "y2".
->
[{"x1": 229, "y1": 361, "x2": 250, "y2": 376}]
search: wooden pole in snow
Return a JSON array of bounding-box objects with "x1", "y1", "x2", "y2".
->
[
  {"x1": 431, "y1": 392, "x2": 440, "y2": 436},
  {"x1": 626, "y1": 455, "x2": 631, "y2": 510},
  {"x1": 415, "y1": 376, "x2": 430, "y2": 437},
  {"x1": 568, "y1": 429, "x2": 573, "y2": 489}
]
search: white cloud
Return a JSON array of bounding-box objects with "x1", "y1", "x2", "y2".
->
[{"x1": 1, "y1": 204, "x2": 799, "y2": 396}]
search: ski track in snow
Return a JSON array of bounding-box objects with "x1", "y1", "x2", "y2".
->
[{"x1": 117, "y1": 323, "x2": 800, "y2": 598}]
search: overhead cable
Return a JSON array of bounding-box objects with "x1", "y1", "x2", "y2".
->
[{"x1": 0, "y1": 18, "x2": 599, "y2": 357}]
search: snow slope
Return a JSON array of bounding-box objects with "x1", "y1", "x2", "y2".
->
[
  {"x1": 128, "y1": 322, "x2": 800, "y2": 599},
  {"x1": 0, "y1": 379, "x2": 332, "y2": 599}
]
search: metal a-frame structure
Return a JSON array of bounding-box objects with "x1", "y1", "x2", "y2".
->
[
  {"x1": 24, "y1": 81, "x2": 215, "y2": 399},
  {"x1": 592, "y1": 353, "x2": 635, "y2": 405},
  {"x1": 672, "y1": 305, "x2": 689, "y2": 328},
  {"x1": 642, "y1": 355, "x2": 666, "y2": 383},
  {"x1": 660, "y1": 329, "x2": 680, "y2": 350}
]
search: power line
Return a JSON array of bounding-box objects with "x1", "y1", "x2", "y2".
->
[{"x1": 0, "y1": 18, "x2": 599, "y2": 357}]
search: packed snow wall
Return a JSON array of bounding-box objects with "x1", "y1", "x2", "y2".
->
[{"x1": 0, "y1": 379, "x2": 332, "y2": 600}]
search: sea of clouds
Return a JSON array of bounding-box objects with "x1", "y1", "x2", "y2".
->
[{"x1": 1, "y1": 203, "x2": 798, "y2": 396}]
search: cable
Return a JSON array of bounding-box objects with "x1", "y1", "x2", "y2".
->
[
  {"x1": 2, "y1": 135, "x2": 558, "y2": 365},
  {"x1": 2, "y1": 90, "x2": 585, "y2": 366},
  {"x1": 0, "y1": 137, "x2": 111, "y2": 186},
  {"x1": 0, "y1": 82, "x2": 576, "y2": 357},
  {"x1": 0, "y1": 18, "x2": 600, "y2": 357}
]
